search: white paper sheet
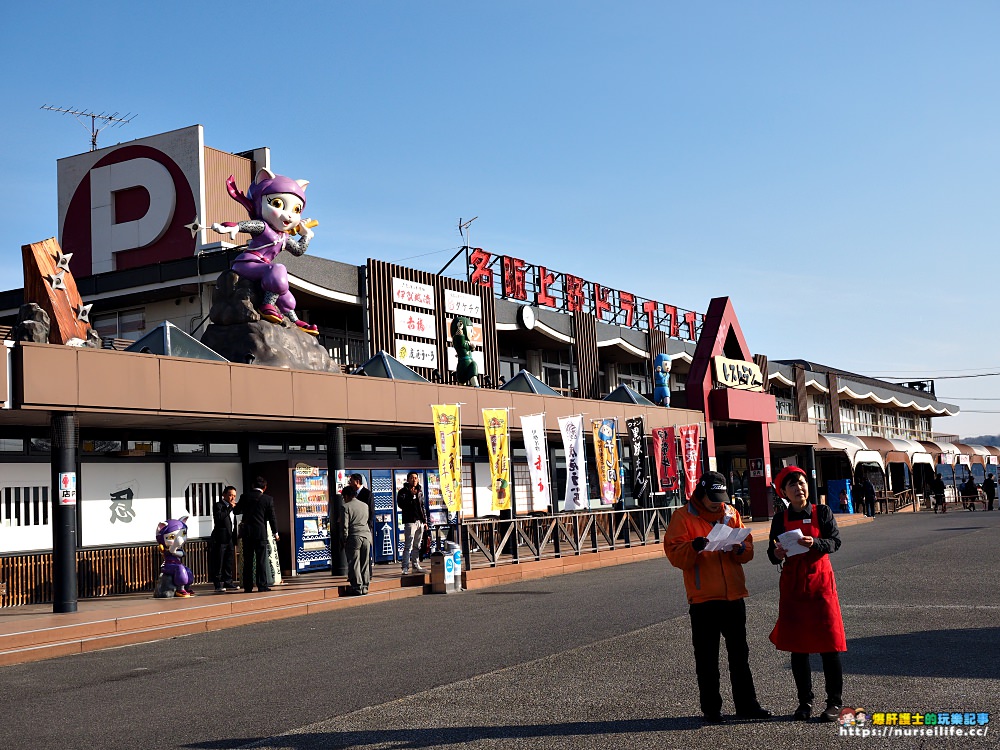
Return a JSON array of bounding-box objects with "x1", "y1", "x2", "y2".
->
[
  {"x1": 703, "y1": 523, "x2": 751, "y2": 552},
  {"x1": 777, "y1": 528, "x2": 808, "y2": 557}
]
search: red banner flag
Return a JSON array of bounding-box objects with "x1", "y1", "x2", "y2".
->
[
  {"x1": 651, "y1": 427, "x2": 678, "y2": 493},
  {"x1": 678, "y1": 424, "x2": 701, "y2": 499}
]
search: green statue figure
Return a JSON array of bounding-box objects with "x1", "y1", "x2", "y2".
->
[{"x1": 450, "y1": 316, "x2": 479, "y2": 387}]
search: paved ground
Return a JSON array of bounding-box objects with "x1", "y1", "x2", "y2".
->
[{"x1": 2, "y1": 510, "x2": 998, "y2": 749}]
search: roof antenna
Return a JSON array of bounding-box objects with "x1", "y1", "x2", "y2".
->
[
  {"x1": 40, "y1": 105, "x2": 137, "y2": 151},
  {"x1": 438, "y1": 216, "x2": 478, "y2": 275}
]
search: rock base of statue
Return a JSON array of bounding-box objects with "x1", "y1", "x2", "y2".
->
[{"x1": 201, "y1": 271, "x2": 338, "y2": 372}]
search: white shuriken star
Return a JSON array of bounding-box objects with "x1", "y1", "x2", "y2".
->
[
  {"x1": 46, "y1": 270, "x2": 67, "y2": 291},
  {"x1": 75, "y1": 303, "x2": 93, "y2": 323},
  {"x1": 184, "y1": 217, "x2": 202, "y2": 238},
  {"x1": 53, "y1": 250, "x2": 74, "y2": 271}
]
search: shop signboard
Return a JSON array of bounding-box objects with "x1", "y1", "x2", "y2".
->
[
  {"x1": 483, "y1": 408, "x2": 511, "y2": 511},
  {"x1": 558, "y1": 415, "x2": 589, "y2": 511},
  {"x1": 444, "y1": 288, "x2": 482, "y2": 319},
  {"x1": 520, "y1": 413, "x2": 551, "y2": 511},
  {"x1": 749, "y1": 458, "x2": 765, "y2": 478},
  {"x1": 592, "y1": 418, "x2": 621, "y2": 505},
  {"x1": 678, "y1": 424, "x2": 701, "y2": 499},
  {"x1": 395, "y1": 339, "x2": 438, "y2": 368},
  {"x1": 392, "y1": 277, "x2": 435, "y2": 310},
  {"x1": 393, "y1": 308, "x2": 436, "y2": 340},
  {"x1": 713, "y1": 356, "x2": 764, "y2": 391}
]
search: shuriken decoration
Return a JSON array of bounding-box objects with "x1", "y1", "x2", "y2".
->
[
  {"x1": 46, "y1": 270, "x2": 67, "y2": 291},
  {"x1": 184, "y1": 217, "x2": 202, "y2": 239},
  {"x1": 75, "y1": 303, "x2": 93, "y2": 323},
  {"x1": 53, "y1": 249, "x2": 74, "y2": 272}
]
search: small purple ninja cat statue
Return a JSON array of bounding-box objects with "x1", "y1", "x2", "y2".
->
[
  {"x1": 153, "y1": 516, "x2": 195, "y2": 598},
  {"x1": 212, "y1": 168, "x2": 319, "y2": 335}
]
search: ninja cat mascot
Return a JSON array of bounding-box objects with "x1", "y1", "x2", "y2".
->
[
  {"x1": 212, "y1": 169, "x2": 318, "y2": 334},
  {"x1": 153, "y1": 516, "x2": 196, "y2": 598}
]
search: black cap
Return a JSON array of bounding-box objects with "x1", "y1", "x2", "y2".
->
[{"x1": 697, "y1": 471, "x2": 730, "y2": 504}]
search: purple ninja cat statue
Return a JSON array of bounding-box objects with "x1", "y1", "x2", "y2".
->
[
  {"x1": 153, "y1": 516, "x2": 195, "y2": 598},
  {"x1": 212, "y1": 169, "x2": 319, "y2": 335}
]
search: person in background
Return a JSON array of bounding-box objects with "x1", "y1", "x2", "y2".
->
[
  {"x1": 962, "y1": 474, "x2": 979, "y2": 511},
  {"x1": 349, "y1": 473, "x2": 376, "y2": 536},
  {"x1": 984, "y1": 473, "x2": 997, "y2": 512},
  {"x1": 663, "y1": 471, "x2": 770, "y2": 724},
  {"x1": 396, "y1": 472, "x2": 428, "y2": 575},
  {"x1": 208, "y1": 485, "x2": 240, "y2": 592},
  {"x1": 932, "y1": 472, "x2": 947, "y2": 514},
  {"x1": 768, "y1": 466, "x2": 847, "y2": 722},
  {"x1": 341, "y1": 485, "x2": 373, "y2": 595},
  {"x1": 838, "y1": 489, "x2": 849, "y2": 514},
  {"x1": 235, "y1": 477, "x2": 280, "y2": 593},
  {"x1": 860, "y1": 476, "x2": 877, "y2": 517}
]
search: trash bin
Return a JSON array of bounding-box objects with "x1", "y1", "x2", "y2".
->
[{"x1": 430, "y1": 551, "x2": 450, "y2": 594}]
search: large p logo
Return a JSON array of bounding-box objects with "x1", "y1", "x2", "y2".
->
[{"x1": 90, "y1": 158, "x2": 177, "y2": 274}]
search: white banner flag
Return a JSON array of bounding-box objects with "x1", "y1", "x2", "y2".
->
[
  {"x1": 520, "y1": 414, "x2": 551, "y2": 512},
  {"x1": 558, "y1": 415, "x2": 588, "y2": 511}
]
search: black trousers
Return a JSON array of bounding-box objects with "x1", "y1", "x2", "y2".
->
[
  {"x1": 790, "y1": 652, "x2": 843, "y2": 706},
  {"x1": 242, "y1": 538, "x2": 268, "y2": 589},
  {"x1": 689, "y1": 599, "x2": 760, "y2": 715},
  {"x1": 208, "y1": 539, "x2": 235, "y2": 585}
]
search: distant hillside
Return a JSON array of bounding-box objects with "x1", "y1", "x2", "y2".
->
[{"x1": 963, "y1": 435, "x2": 1000, "y2": 446}]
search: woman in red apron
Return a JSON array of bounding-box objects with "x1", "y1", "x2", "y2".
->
[{"x1": 768, "y1": 466, "x2": 847, "y2": 722}]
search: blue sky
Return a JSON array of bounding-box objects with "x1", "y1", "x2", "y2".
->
[{"x1": 5, "y1": 1, "x2": 1000, "y2": 437}]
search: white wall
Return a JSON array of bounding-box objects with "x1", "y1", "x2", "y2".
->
[{"x1": 0, "y1": 463, "x2": 52, "y2": 553}]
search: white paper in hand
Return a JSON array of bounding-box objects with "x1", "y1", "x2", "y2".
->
[{"x1": 777, "y1": 528, "x2": 808, "y2": 556}]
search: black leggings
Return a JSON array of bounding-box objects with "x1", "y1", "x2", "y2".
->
[{"x1": 790, "y1": 652, "x2": 843, "y2": 706}]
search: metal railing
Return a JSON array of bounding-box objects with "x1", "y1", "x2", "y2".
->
[{"x1": 460, "y1": 506, "x2": 673, "y2": 569}]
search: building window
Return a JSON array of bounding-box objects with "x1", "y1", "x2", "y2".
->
[
  {"x1": 840, "y1": 404, "x2": 859, "y2": 434},
  {"x1": 770, "y1": 385, "x2": 797, "y2": 422},
  {"x1": 808, "y1": 394, "x2": 831, "y2": 433},
  {"x1": 542, "y1": 349, "x2": 576, "y2": 396},
  {"x1": 498, "y1": 346, "x2": 527, "y2": 385},
  {"x1": 616, "y1": 361, "x2": 652, "y2": 394},
  {"x1": 92, "y1": 307, "x2": 146, "y2": 342},
  {"x1": 857, "y1": 405, "x2": 877, "y2": 435}
]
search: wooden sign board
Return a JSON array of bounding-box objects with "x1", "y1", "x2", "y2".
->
[{"x1": 22, "y1": 237, "x2": 92, "y2": 345}]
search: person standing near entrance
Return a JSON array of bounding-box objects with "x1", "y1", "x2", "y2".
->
[
  {"x1": 984, "y1": 474, "x2": 997, "y2": 511},
  {"x1": 860, "y1": 476, "x2": 877, "y2": 517},
  {"x1": 932, "y1": 472, "x2": 947, "y2": 513},
  {"x1": 663, "y1": 471, "x2": 771, "y2": 724},
  {"x1": 768, "y1": 466, "x2": 847, "y2": 722},
  {"x1": 396, "y1": 472, "x2": 428, "y2": 575},
  {"x1": 235, "y1": 477, "x2": 280, "y2": 593},
  {"x1": 209, "y1": 485, "x2": 240, "y2": 592},
  {"x1": 341, "y1": 485, "x2": 373, "y2": 595},
  {"x1": 349, "y1": 473, "x2": 376, "y2": 536}
]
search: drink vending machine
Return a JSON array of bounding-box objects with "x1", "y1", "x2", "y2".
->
[{"x1": 293, "y1": 464, "x2": 331, "y2": 572}]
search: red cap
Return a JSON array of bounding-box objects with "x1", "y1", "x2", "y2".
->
[{"x1": 774, "y1": 465, "x2": 807, "y2": 498}]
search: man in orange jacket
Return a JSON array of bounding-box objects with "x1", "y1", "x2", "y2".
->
[{"x1": 664, "y1": 471, "x2": 770, "y2": 724}]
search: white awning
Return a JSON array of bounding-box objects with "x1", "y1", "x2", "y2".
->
[{"x1": 817, "y1": 433, "x2": 885, "y2": 472}]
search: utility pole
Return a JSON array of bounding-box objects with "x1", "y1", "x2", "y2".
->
[{"x1": 40, "y1": 105, "x2": 136, "y2": 151}]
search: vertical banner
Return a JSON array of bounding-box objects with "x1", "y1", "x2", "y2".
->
[
  {"x1": 678, "y1": 424, "x2": 701, "y2": 499},
  {"x1": 483, "y1": 408, "x2": 511, "y2": 511},
  {"x1": 431, "y1": 405, "x2": 462, "y2": 512},
  {"x1": 558, "y1": 415, "x2": 588, "y2": 511},
  {"x1": 592, "y1": 418, "x2": 621, "y2": 505},
  {"x1": 625, "y1": 416, "x2": 651, "y2": 503},
  {"x1": 520, "y1": 413, "x2": 551, "y2": 512},
  {"x1": 651, "y1": 427, "x2": 679, "y2": 493}
]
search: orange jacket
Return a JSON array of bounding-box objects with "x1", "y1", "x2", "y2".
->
[{"x1": 663, "y1": 501, "x2": 754, "y2": 604}]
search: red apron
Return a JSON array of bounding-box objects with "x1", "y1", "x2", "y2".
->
[{"x1": 769, "y1": 504, "x2": 847, "y2": 653}]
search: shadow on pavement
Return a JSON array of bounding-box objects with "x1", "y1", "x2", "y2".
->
[
  {"x1": 843, "y1": 627, "x2": 1000, "y2": 680},
  {"x1": 184, "y1": 716, "x2": 711, "y2": 749}
]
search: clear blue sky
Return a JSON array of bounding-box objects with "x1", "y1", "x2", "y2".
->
[{"x1": 5, "y1": 1, "x2": 999, "y2": 437}]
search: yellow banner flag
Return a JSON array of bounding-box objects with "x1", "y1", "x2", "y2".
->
[
  {"x1": 432, "y1": 404, "x2": 462, "y2": 512},
  {"x1": 592, "y1": 418, "x2": 621, "y2": 505},
  {"x1": 483, "y1": 408, "x2": 511, "y2": 511}
]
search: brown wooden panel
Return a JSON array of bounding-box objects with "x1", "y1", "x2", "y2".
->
[
  {"x1": 204, "y1": 147, "x2": 255, "y2": 234},
  {"x1": 77, "y1": 348, "x2": 160, "y2": 410},
  {"x1": 231, "y1": 365, "x2": 294, "y2": 416},
  {"x1": 22, "y1": 238, "x2": 91, "y2": 345},
  {"x1": 828, "y1": 372, "x2": 841, "y2": 432},
  {"x1": 573, "y1": 311, "x2": 599, "y2": 400},
  {"x1": 291, "y1": 370, "x2": 349, "y2": 419},
  {"x1": 17, "y1": 344, "x2": 80, "y2": 406},
  {"x1": 345, "y1": 376, "x2": 397, "y2": 422},
  {"x1": 160, "y1": 358, "x2": 233, "y2": 414},
  {"x1": 794, "y1": 365, "x2": 809, "y2": 422}
]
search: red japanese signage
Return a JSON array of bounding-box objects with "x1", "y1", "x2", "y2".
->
[{"x1": 467, "y1": 249, "x2": 700, "y2": 341}]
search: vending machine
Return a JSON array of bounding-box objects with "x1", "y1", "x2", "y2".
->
[{"x1": 293, "y1": 464, "x2": 331, "y2": 572}]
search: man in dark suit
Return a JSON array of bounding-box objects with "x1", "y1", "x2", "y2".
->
[
  {"x1": 235, "y1": 477, "x2": 280, "y2": 592},
  {"x1": 209, "y1": 485, "x2": 240, "y2": 592}
]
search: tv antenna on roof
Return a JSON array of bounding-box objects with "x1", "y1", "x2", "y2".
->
[
  {"x1": 40, "y1": 105, "x2": 137, "y2": 151},
  {"x1": 438, "y1": 216, "x2": 478, "y2": 275}
]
